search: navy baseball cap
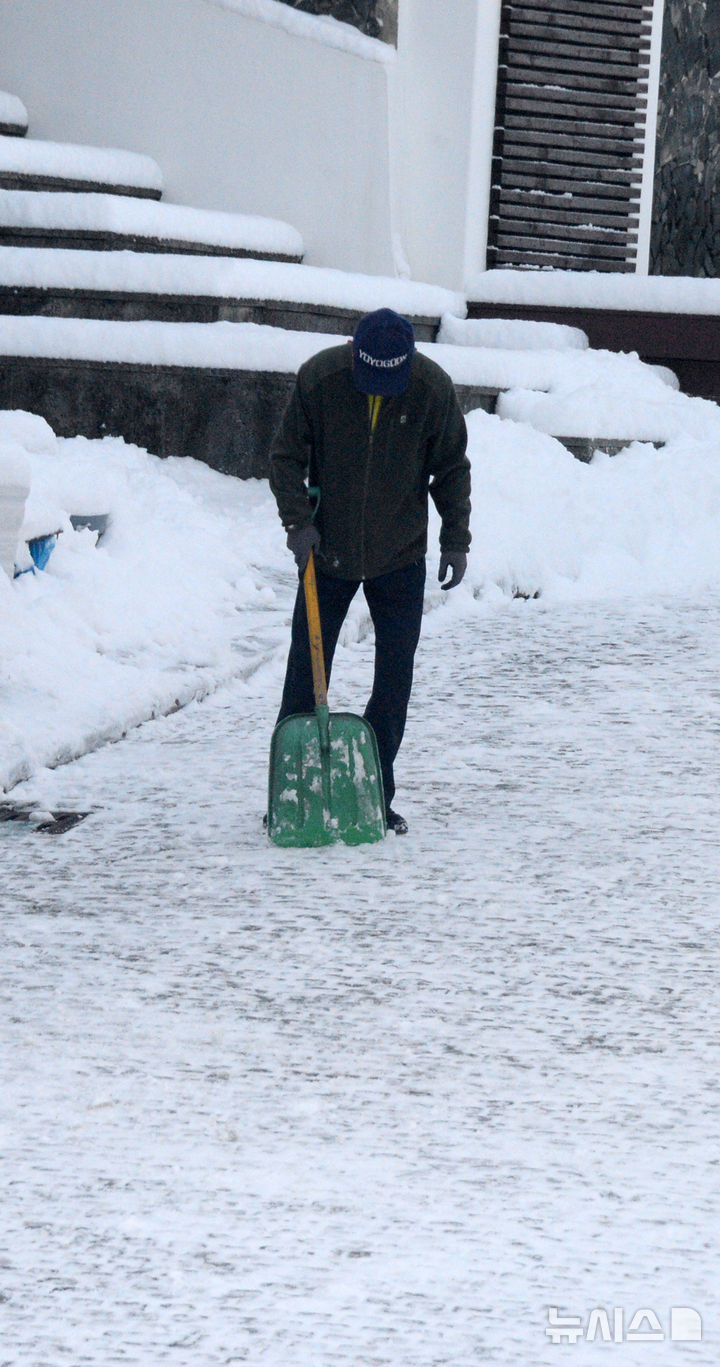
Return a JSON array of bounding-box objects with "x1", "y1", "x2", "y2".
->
[{"x1": 352, "y1": 308, "x2": 415, "y2": 396}]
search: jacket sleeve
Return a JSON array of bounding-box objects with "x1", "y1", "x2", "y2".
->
[
  {"x1": 427, "y1": 378, "x2": 472, "y2": 553},
  {"x1": 269, "y1": 368, "x2": 315, "y2": 530}
]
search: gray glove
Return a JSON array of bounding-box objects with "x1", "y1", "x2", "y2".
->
[
  {"x1": 439, "y1": 551, "x2": 467, "y2": 591},
  {"x1": 287, "y1": 523, "x2": 320, "y2": 572}
]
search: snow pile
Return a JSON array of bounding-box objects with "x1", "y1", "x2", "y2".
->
[
  {"x1": 0, "y1": 246, "x2": 465, "y2": 318},
  {"x1": 468, "y1": 267, "x2": 720, "y2": 317},
  {"x1": 4, "y1": 398, "x2": 720, "y2": 792},
  {"x1": 426, "y1": 341, "x2": 708, "y2": 445},
  {"x1": 0, "y1": 136, "x2": 163, "y2": 193},
  {"x1": 460, "y1": 409, "x2": 720, "y2": 603},
  {"x1": 206, "y1": 0, "x2": 395, "y2": 62},
  {"x1": 438, "y1": 312, "x2": 587, "y2": 352},
  {"x1": 0, "y1": 411, "x2": 288, "y2": 791},
  {"x1": 422, "y1": 342, "x2": 681, "y2": 428},
  {"x1": 493, "y1": 349, "x2": 720, "y2": 442},
  {"x1": 0, "y1": 190, "x2": 304, "y2": 257}
]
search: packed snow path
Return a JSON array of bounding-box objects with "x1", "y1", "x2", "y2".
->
[{"x1": 2, "y1": 595, "x2": 719, "y2": 1366}]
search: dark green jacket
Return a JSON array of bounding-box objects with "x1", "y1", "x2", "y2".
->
[{"x1": 269, "y1": 342, "x2": 471, "y2": 581}]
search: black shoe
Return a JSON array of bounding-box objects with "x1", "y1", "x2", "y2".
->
[{"x1": 385, "y1": 808, "x2": 408, "y2": 835}]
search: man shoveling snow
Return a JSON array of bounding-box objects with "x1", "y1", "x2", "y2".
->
[{"x1": 269, "y1": 308, "x2": 472, "y2": 836}]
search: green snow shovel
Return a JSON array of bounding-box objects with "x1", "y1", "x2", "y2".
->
[{"x1": 267, "y1": 550, "x2": 386, "y2": 847}]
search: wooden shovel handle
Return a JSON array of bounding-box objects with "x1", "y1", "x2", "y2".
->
[{"x1": 303, "y1": 549, "x2": 328, "y2": 708}]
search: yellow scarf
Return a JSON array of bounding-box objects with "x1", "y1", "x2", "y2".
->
[{"x1": 368, "y1": 394, "x2": 383, "y2": 432}]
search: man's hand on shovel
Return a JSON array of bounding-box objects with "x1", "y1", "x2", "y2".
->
[{"x1": 287, "y1": 524, "x2": 321, "y2": 572}]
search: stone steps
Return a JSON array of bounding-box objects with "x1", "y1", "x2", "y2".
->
[
  {"x1": 0, "y1": 137, "x2": 163, "y2": 199},
  {"x1": 0, "y1": 108, "x2": 479, "y2": 481},
  {"x1": 0, "y1": 99, "x2": 673, "y2": 486},
  {"x1": 554, "y1": 435, "x2": 664, "y2": 463},
  {"x1": 0, "y1": 191, "x2": 304, "y2": 261},
  {"x1": 0, "y1": 286, "x2": 442, "y2": 337},
  {"x1": 0, "y1": 248, "x2": 464, "y2": 338},
  {"x1": 0, "y1": 301, "x2": 667, "y2": 480},
  {"x1": 0, "y1": 228, "x2": 303, "y2": 259},
  {"x1": 0, "y1": 174, "x2": 162, "y2": 199},
  {"x1": 466, "y1": 271, "x2": 720, "y2": 402}
]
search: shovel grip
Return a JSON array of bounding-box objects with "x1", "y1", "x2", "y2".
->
[{"x1": 303, "y1": 549, "x2": 328, "y2": 708}]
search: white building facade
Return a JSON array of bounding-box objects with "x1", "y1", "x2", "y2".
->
[{"x1": 0, "y1": 0, "x2": 666, "y2": 287}]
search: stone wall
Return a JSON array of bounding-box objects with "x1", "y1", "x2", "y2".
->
[
  {"x1": 276, "y1": 0, "x2": 397, "y2": 45},
  {"x1": 650, "y1": 0, "x2": 720, "y2": 276}
]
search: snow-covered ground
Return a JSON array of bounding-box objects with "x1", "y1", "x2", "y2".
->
[
  {"x1": 2, "y1": 394, "x2": 720, "y2": 1363},
  {"x1": 3, "y1": 578, "x2": 720, "y2": 1365}
]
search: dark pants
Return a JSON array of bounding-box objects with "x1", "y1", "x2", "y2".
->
[{"x1": 277, "y1": 559, "x2": 426, "y2": 808}]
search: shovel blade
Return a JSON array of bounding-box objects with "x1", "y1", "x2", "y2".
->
[{"x1": 268, "y1": 711, "x2": 386, "y2": 847}]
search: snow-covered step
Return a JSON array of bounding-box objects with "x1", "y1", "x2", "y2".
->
[
  {"x1": 0, "y1": 136, "x2": 163, "y2": 199},
  {"x1": 0, "y1": 313, "x2": 495, "y2": 396},
  {"x1": 437, "y1": 312, "x2": 589, "y2": 352},
  {"x1": 0, "y1": 92, "x2": 28, "y2": 138},
  {"x1": 0, "y1": 312, "x2": 680, "y2": 411},
  {"x1": 0, "y1": 247, "x2": 463, "y2": 338},
  {"x1": 0, "y1": 191, "x2": 304, "y2": 262},
  {"x1": 0, "y1": 316, "x2": 496, "y2": 479},
  {"x1": 0, "y1": 314, "x2": 678, "y2": 481}
]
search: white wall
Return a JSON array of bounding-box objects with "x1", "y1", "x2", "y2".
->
[
  {"x1": 389, "y1": 0, "x2": 501, "y2": 289},
  {"x1": 635, "y1": 0, "x2": 666, "y2": 274},
  {"x1": 0, "y1": 0, "x2": 395, "y2": 274}
]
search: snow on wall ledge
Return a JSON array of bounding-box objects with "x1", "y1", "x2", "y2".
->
[
  {"x1": 468, "y1": 268, "x2": 720, "y2": 316},
  {"x1": 204, "y1": 0, "x2": 395, "y2": 61}
]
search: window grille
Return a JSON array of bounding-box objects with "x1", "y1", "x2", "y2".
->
[{"x1": 488, "y1": 0, "x2": 653, "y2": 271}]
